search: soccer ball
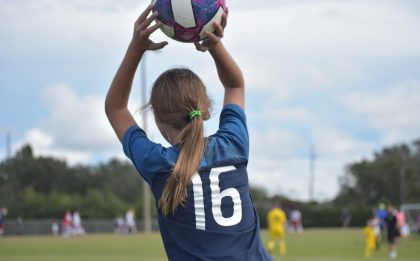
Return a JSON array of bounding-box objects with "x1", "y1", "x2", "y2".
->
[{"x1": 152, "y1": 0, "x2": 226, "y2": 43}]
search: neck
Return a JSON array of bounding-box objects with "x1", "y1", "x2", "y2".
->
[
  {"x1": 167, "y1": 128, "x2": 182, "y2": 146},
  {"x1": 157, "y1": 121, "x2": 182, "y2": 145}
]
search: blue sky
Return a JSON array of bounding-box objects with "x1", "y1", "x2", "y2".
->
[{"x1": 1, "y1": 0, "x2": 420, "y2": 201}]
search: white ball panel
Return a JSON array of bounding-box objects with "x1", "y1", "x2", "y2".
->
[
  {"x1": 171, "y1": 0, "x2": 196, "y2": 28},
  {"x1": 199, "y1": 7, "x2": 224, "y2": 40},
  {"x1": 160, "y1": 23, "x2": 175, "y2": 38}
]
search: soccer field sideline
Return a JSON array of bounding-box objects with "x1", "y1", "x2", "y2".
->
[{"x1": 0, "y1": 229, "x2": 419, "y2": 261}]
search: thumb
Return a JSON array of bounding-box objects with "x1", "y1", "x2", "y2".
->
[{"x1": 150, "y1": 41, "x2": 168, "y2": 50}]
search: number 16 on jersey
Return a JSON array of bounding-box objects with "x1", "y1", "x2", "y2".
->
[{"x1": 192, "y1": 166, "x2": 242, "y2": 230}]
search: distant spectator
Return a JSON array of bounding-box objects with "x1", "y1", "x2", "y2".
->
[
  {"x1": 62, "y1": 210, "x2": 73, "y2": 238},
  {"x1": 15, "y1": 216, "x2": 24, "y2": 235},
  {"x1": 52, "y1": 222, "x2": 59, "y2": 236},
  {"x1": 416, "y1": 214, "x2": 420, "y2": 235},
  {"x1": 72, "y1": 210, "x2": 85, "y2": 236},
  {"x1": 114, "y1": 216, "x2": 125, "y2": 234},
  {"x1": 125, "y1": 209, "x2": 137, "y2": 233},
  {"x1": 290, "y1": 209, "x2": 303, "y2": 233},
  {"x1": 341, "y1": 208, "x2": 352, "y2": 228}
]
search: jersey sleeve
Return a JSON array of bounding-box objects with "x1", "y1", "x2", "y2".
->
[
  {"x1": 215, "y1": 104, "x2": 249, "y2": 159},
  {"x1": 122, "y1": 125, "x2": 176, "y2": 186}
]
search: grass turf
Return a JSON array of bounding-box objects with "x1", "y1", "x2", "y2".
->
[{"x1": 0, "y1": 229, "x2": 419, "y2": 261}]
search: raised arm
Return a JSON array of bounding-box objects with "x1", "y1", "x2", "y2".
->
[
  {"x1": 194, "y1": 10, "x2": 245, "y2": 108},
  {"x1": 105, "y1": 5, "x2": 167, "y2": 142}
]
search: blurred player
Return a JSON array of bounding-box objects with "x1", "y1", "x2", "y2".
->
[
  {"x1": 0, "y1": 207, "x2": 7, "y2": 236},
  {"x1": 375, "y1": 203, "x2": 387, "y2": 232},
  {"x1": 267, "y1": 201, "x2": 287, "y2": 256},
  {"x1": 363, "y1": 219, "x2": 376, "y2": 257},
  {"x1": 386, "y1": 205, "x2": 400, "y2": 259},
  {"x1": 62, "y1": 210, "x2": 72, "y2": 238},
  {"x1": 396, "y1": 208, "x2": 409, "y2": 237},
  {"x1": 290, "y1": 208, "x2": 303, "y2": 233}
]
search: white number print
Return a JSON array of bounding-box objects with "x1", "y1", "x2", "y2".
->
[
  {"x1": 192, "y1": 174, "x2": 205, "y2": 230},
  {"x1": 192, "y1": 166, "x2": 242, "y2": 230}
]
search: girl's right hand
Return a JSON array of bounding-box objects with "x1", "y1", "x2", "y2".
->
[{"x1": 132, "y1": 4, "x2": 168, "y2": 51}]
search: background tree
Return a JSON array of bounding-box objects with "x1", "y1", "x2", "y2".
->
[{"x1": 335, "y1": 140, "x2": 420, "y2": 206}]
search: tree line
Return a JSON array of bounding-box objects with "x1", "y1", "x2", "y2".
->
[
  {"x1": 1, "y1": 140, "x2": 419, "y2": 226},
  {"x1": 0, "y1": 145, "x2": 144, "y2": 218}
]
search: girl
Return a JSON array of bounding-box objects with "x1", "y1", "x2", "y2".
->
[{"x1": 105, "y1": 5, "x2": 272, "y2": 260}]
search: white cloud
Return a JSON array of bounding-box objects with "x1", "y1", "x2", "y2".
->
[
  {"x1": 248, "y1": 125, "x2": 375, "y2": 201},
  {"x1": 271, "y1": 108, "x2": 316, "y2": 124},
  {"x1": 312, "y1": 127, "x2": 375, "y2": 161},
  {"x1": 251, "y1": 128, "x2": 306, "y2": 158},
  {"x1": 12, "y1": 84, "x2": 137, "y2": 164},
  {"x1": 248, "y1": 157, "x2": 311, "y2": 199},
  {"x1": 247, "y1": 127, "x2": 312, "y2": 200},
  {"x1": 25, "y1": 129, "x2": 53, "y2": 148},
  {"x1": 225, "y1": 0, "x2": 420, "y2": 97},
  {"x1": 0, "y1": 0, "x2": 144, "y2": 58},
  {"x1": 344, "y1": 80, "x2": 420, "y2": 145},
  {"x1": 12, "y1": 128, "x2": 93, "y2": 165},
  {"x1": 40, "y1": 84, "x2": 119, "y2": 151},
  {"x1": 229, "y1": 1, "x2": 420, "y2": 57}
]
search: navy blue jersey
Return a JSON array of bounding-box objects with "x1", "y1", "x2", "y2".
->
[{"x1": 123, "y1": 104, "x2": 272, "y2": 261}]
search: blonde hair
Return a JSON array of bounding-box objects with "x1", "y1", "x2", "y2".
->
[{"x1": 150, "y1": 68, "x2": 211, "y2": 216}]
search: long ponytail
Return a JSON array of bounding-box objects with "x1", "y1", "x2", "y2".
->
[
  {"x1": 150, "y1": 68, "x2": 211, "y2": 216},
  {"x1": 159, "y1": 114, "x2": 205, "y2": 215}
]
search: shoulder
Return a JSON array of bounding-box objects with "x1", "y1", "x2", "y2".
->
[
  {"x1": 203, "y1": 104, "x2": 249, "y2": 167},
  {"x1": 218, "y1": 104, "x2": 247, "y2": 128},
  {"x1": 122, "y1": 125, "x2": 179, "y2": 185}
]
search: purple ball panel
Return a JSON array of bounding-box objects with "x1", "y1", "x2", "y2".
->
[
  {"x1": 154, "y1": 0, "x2": 175, "y2": 26},
  {"x1": 192, "y1": 0, "x2": 225, "y2": 27}
]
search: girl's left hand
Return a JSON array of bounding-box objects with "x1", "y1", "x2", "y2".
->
[{"x1": 194, "y1": 8, "x2": 228, "y2": 52}]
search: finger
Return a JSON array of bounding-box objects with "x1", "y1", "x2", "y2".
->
[
  {"x1": 142, "y1": 12, "x2": 159, "y2": 30},
  {"x1": 201, "y1": 38, "x2": 210, "y2": 46},
  {"x1": 213, "y1": 22, "x2": 224, "y2": 37},
  {"x1": 194, "y1": 42, "x2": 208, "y2": 52},
  {"x1": 149, "y1": 41, "x2": 168, "y2": 51},
  {"x1": 145, "y1": 21, "x2": 163, "y2": 35},
  {"x1": 221, "y1": 10, "x2": 228, "y2": 28},
  {"x1": 136, "y1": 4, "x2": 154, "y2": 25},
  {"x1": 205, "y1": 30, "x2": 220, "y2": 43}
]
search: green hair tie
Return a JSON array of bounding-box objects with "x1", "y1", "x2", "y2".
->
[{"x1": 188, "y1": 109, "x2": 202, "y2": 120}]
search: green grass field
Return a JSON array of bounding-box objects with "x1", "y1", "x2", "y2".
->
[{"x1": 0, "y1": 229, "x2": 419, "y2": 261}]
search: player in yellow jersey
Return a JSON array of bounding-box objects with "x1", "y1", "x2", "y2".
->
[
  {"x1": 363, "y1": 219, "x2": 377, "y2": 257},
  {"x1": 267, "y1": 201, "x2": 287, "y2": 256}
]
